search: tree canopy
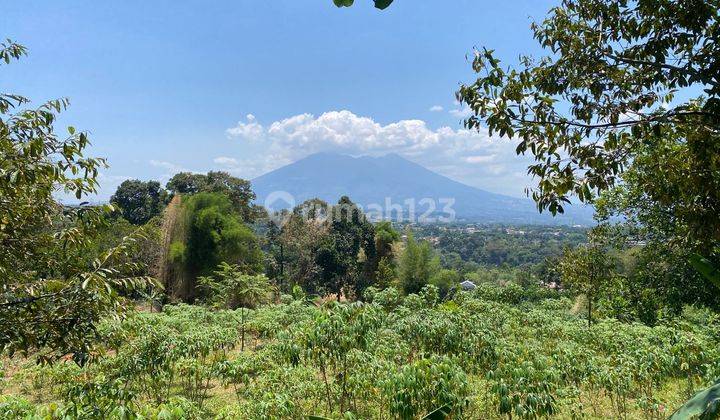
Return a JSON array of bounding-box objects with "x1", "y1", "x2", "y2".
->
[
  {"x1": 166, "y1": 171, "x2": 258, "y2": 222},
  {"x1": 0, "y1": 40, "x2": 154, "y2": 359},
  {"x1": 111, "y1": 179, "x2": 168, "y2": 225},
  {"x1": 399, "y1": 231, "x2": 440, "y2": 295},
  {"x1": 456, "y1": 0, "x2": 719, "y2": 218},
  {"x1": 184, "y1": 193, "x2": 263, "y2": 278}
]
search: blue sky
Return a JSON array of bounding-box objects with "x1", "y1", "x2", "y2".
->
[{"x1": 2, "y1": 0, "x2": 560, "y2": 200}]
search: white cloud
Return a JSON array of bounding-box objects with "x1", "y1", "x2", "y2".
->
[
  {"x1": 225, "y1": 113, "x2": 265, "y2": 140},
  {"x1": 429, "y1": 105, "x2": 444, "y2": 112},
  {"x1": 212, "y1": 154, "x2": 291, "y2": 179},
  {"x1": 225, "y1": 110, "x2": 535, "y2": 196},
  {"x1": 449, "y1": 106, "x2": 473, "y2": 118},
  {"x1": 149, "y1": 159, "x2": 185, "y2": 173},
  {"x1": 213, "y1": 156, "x2": 239, "y2": 166},
  {"x1": 464, "y1": 154, "x2": 497, "y2": 164}
]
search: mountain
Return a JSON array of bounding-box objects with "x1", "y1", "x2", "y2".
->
[{"x1": 251, "y1": 152, "x2": 594, "y2": 225}]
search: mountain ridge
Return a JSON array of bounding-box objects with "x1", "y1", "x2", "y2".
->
[{"x1": 251, "y1": 152, "x2": 594, "y2": 225}]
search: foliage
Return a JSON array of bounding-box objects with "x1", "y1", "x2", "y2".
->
[
  {"x1": 399, "y1": 231, "x2": 440, "y2": 295},
  {"x1": 315, "y1": 196, "x2": 377, "y2": 299},
  {"x1": 589, "y1": 113, "x2": 720, "y2": 315},
  {"x1": 671, "y1": 257, "x2": 720, "y2": 419},
  {"x1": 429, "y1": 269, "x2": 460, "y2": 300},
  {"x1": 167, "y1": 171, "x2": 258, "y2": 223},
  {"x1": 368, "y1": 221, "x2": 400, "y2": 290},
  {"x1": 110, "y1": 179, "x2": 168, "y2": 225},
  {"x1": 182, "y1": 192, "x2": 263, "y2": 284},
  {"x1": 413, "y1": 224, "x2": 587, "y2": 271},
  {"x1": 4, "y1": 287, "x2": 720, "y2": 418},
  {"x1": 270, "y1": 200, "x2": 330, "y2": 294},
  {"x1": 197, "y1": 262, "x2": 273, "y2": 310},
  {"x1": 0, "y1": 39, "x2": 155, "y2": 359},
  {"x1": 559, "y1": 245, "x2": 613, "y2": 326},
  {"x1": 374, "y1": 256, "x2": 397, "y2": 290},
  {"x1": 456, "y1": 0, "x2": 720, "y2": 216},
  {"x1": 382, "y1": 355, "x2": 468, "y2": 419},
  {"x1": 670, "y1": 379, "x2": 720, "y2": 420},
  {"x1": 690, "y1": 253, "x2": 720, "y2": 290}
]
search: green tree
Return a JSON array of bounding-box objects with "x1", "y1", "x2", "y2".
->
[
  {"x1": 175, "y1": 193, "x2": 263, "y2": 301},
  {"x1": 316, "y1": 197, "x2": 375, "y2": 299},
  {"x1": 166, "y1": 171, "x2": 258, "y2": 222},
  {"x1": 0, "y1": 40, "x2": 154, "y2": 359},
  {"x1": 278, "y1": 205, "x2": 328, "y2": 295},
  {"x1": 166, "y1": 172, "x2": 207, "y2": 195},
  {"x1": 264, "y1": 219, "x2": 284, "y2": 284},
  {"x1": 366, "y1": 221, "x2": 401, "y2": 291},
  {"x1": 430, "y1": 269, "x2": 461, "y2": 300},
  {"x1": 559, "y1": 245, "x2": 614, "y2": 327},
  {"x1": 399, "y1": 231, "x2": 440, "y2": 295},
  {"x1": 590, "y1": 123, "x2": 720, "y2": 315},
  {"x1": 456, "y1": 0, "x2": 719, "y2": 217},
  {"x1": 205, "y1": 171, "x2": 257, "y2": 222},
  {"x1": 374, "y1": 257, "x2": 397, "y2": 290},
  {"x1": 197, "y1": 262, "x2": 273, "y2": 350},
  {"x1": 375, "y1": 221, "x2": 400, "y2": 262},
  {"x1": 110, "y1": 179, "x2": 168, "y2": 225}
]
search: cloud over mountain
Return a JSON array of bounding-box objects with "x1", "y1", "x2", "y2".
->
[{"x1": 225, "y1": 110, "x2": 534, "y2": 197}]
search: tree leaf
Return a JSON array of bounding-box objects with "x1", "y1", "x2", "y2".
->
[
  {"x1": 374, "y1": 0, "x2": 394, "y2": 9},
  {"x1": 689, "y1": 253, "x2": 720, "y2": 289},
  {"x1": 670, "y1": 379, "x2": 720, "y2": 419},
  {"x1": 421, "y1": 404, "x2": 453, "y2": 420}
]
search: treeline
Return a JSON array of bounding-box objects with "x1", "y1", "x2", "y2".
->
[
  {"x1": 411, "y1": 224, "x2": 586, "y2": 269},
  {"x1": 109, "y1": 174, "x2": 468, "y2": 305}
]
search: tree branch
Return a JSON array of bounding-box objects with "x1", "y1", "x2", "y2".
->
[{"x1": 604, "y1": 53, "x2": 715, "y2": 88}]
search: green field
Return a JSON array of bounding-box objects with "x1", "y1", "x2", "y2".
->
[{"x1": 3, "y1": 284, "x2": 717, "y2": 419}]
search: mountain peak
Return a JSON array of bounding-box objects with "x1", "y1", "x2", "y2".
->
[{"x1": 252, "y1": 152, "x2": 593, "y2": 224}]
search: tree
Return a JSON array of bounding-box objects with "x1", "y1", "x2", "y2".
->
[
  {"x1": 166, "y1": 172, "x2": 207, "y2": 195},
  {"x1": 0, "y1": 40, "x2": 154, "y2": 359},
  {"x1": 333, "y1": 0, "x2": 393, "y2": 10},
  {"x1": 277, "y1": 205, "x2": 328, "y2": 296},
  {"x1": 169, "y1": 192, "x2": 263, "y2": 301},
  {"x1": 430, "y1": 269, "x2": 460, "y2": 300},
  {"x1": 205, "y1": 171, "x2": 257, "y2": 222},
  {"x1": 589, "y1": 127, "x2": 720, "y2": 316},
  {"x1": 375, "y1": 221, "x2": 400, "y2": 262},
  {"x1": 456, "y1": 0, "x2": 719, "y2": 217},
  {"x1": 399, "y1": 231, "x2": 440, "y2": 295},
  {"x1": 166, "y1": 171, "x2": 258, "y2": 222},
  {"x1": 264, "y1": 219, "x2": 284, "y2": 284},
  {"x1": 293, "y1": 197, "x2": 329, "y2": 221},
  {"x1": 110, "y1": 179, "x2": 168, "y2": 225},
  {"x1": 559, "y1": 245, "x2": 613, "y2": 327},
  {"x1": 197, "y1": 262, "x2": 273, "y2": 350},
  {"x1": 185, "y1": 193, "x2": 263, "y2": 275},
  {"x1": 374, "y1": 257, "x2": 397, "y2": 290},
  {"x1": 315, "y1": 197, "x2": 376, "y2": 299},
  {"x1": 357, "y1": 221, "x2": 400, "y2": 296}
]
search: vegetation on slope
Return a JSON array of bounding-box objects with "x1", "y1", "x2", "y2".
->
[{"x1": 2, "y1": 286, "x2": 718, "y2": 418}]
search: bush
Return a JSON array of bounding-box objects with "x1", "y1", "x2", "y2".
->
[{"x1": 382, "y1": 355, "x2": 469, "y2": 419}]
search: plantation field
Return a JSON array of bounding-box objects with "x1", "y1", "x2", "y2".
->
[{"x1": 2, "y1": 284, "x2": 717, "y2": 419}]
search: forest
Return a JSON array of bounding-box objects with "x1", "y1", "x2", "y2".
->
[{"x1": 1, "y1": 0, "x2": 719, "y2": 419}]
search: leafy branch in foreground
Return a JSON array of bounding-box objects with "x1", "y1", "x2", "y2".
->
[
  {"x1": 456, "y1": 0, "x2": 719, "y2": 215},
  {"x1": 0, "y1": 39, "x2": 157, "y2": 361}
]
